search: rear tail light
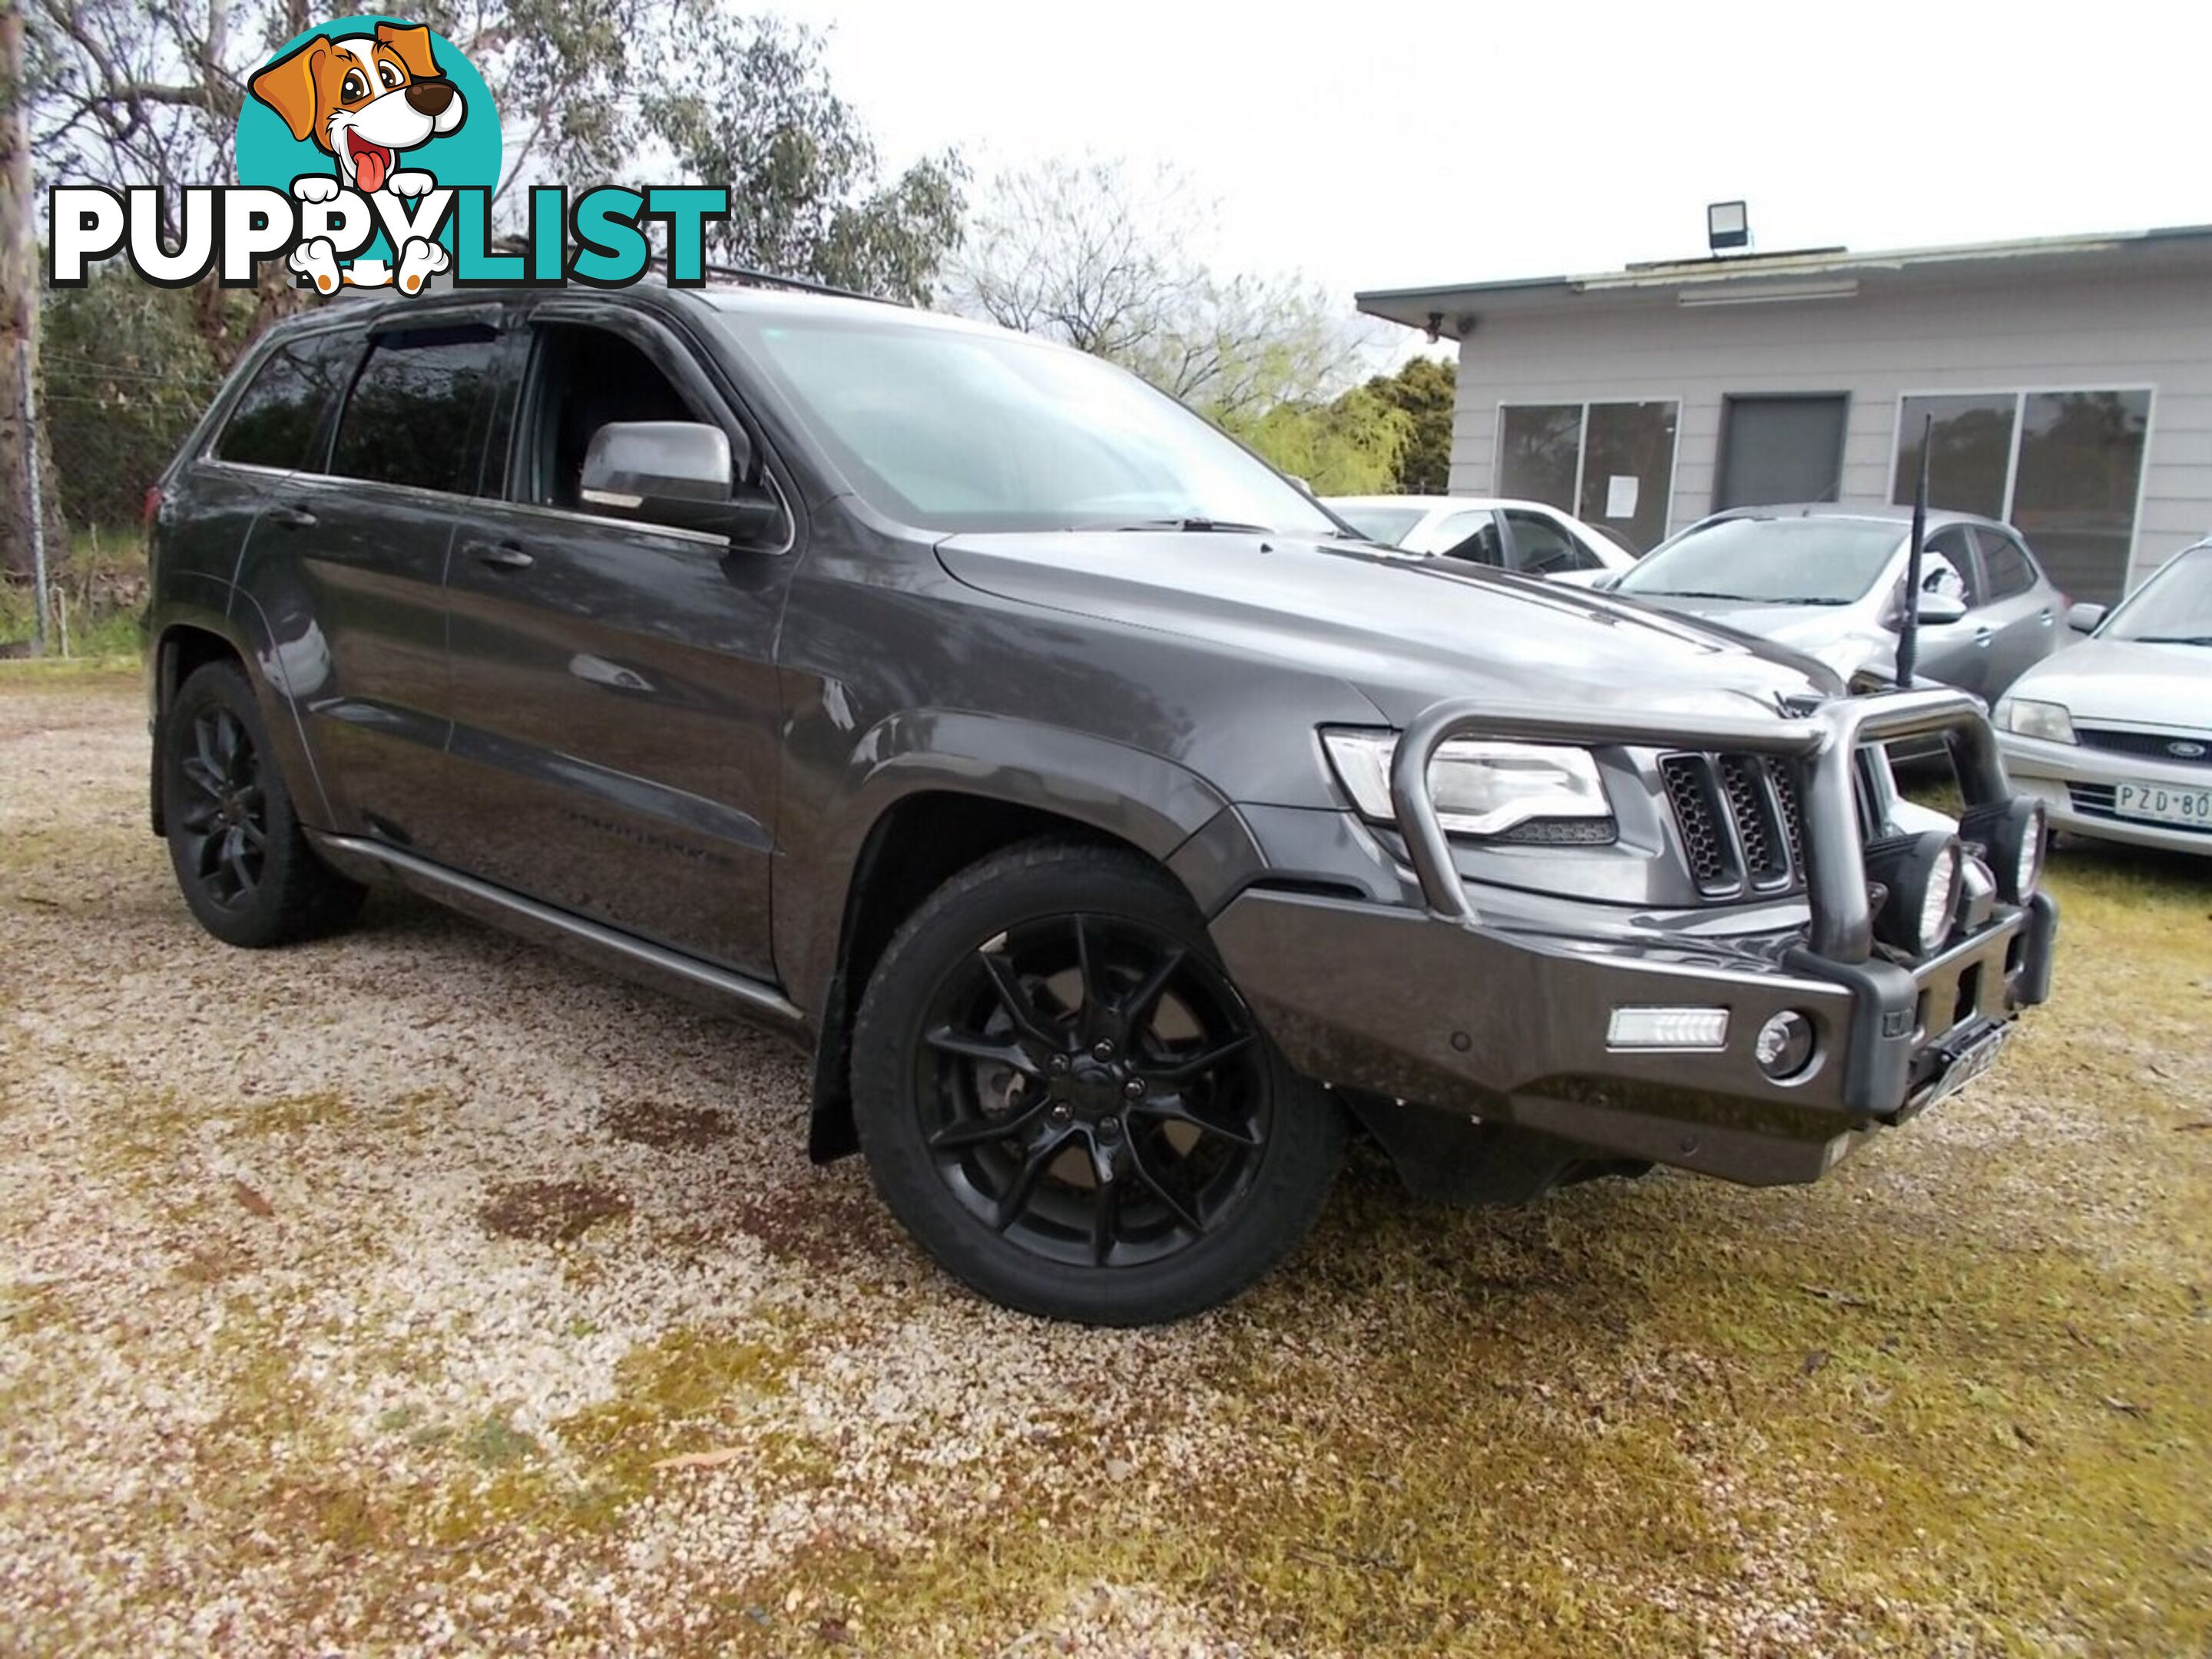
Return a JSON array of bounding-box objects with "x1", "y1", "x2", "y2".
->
[{"x1": 142, "y1": 485, "x2": 163, "y2": 528}]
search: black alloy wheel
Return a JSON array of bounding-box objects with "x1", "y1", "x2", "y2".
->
[
  {"x1": 174, "y1": 701, "x2": 269, "y2": 912},
  {"x1": 918, "y1": 910, "x2": 1269, "y2": 1268},
  {"x1": 853, "y1": 841, "x2": 1342, "y2": 1325},
  {"x1": 162, "y1": 661, "x2": 366, "y2": 948}
]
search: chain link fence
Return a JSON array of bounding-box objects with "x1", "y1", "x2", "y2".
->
[{"x1": 5, "y1": 339, "x2": 220, "y2": 658}]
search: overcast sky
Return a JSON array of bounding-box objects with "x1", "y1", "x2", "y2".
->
[{"x1": 776, "y1": 0, "x2": 2207, "y2": 345}]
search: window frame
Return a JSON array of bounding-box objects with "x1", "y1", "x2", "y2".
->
[
  {"x1": 1500, "y1": 505, "x2": 1600, "y2": 575},
  {"x1": 1887, "y1": 383, "x2": 2157, "y2": 588},
  {"x1": 325, "y1": 321, "x2": 505, "y2": 500},
  {"x1": 1492, "y1": 396, "x2": 1682, "y2": 551},
  {"x1": 200, "y1": 324, "x2": 365, "y2": 477},
  {"x1": 1970, "y1": 523, "x2": 2041, "y2": 601},
  {"x1": 1425, "y1": 508, "x2": 1505, "y2": 565},
  {"x1": 495, "y1": 298, "x2": 797, "y2": 555}
]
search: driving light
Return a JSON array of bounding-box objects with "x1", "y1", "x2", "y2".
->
[
  {"x1": 1607, "y1": 1006, "x2": 1730, "y2": 1051},
  {"x1": 1754, "y1": 1011, "x2": 1818, "y2": 1081},
  {"x1": 1960, "y1": 798, "x2": 2047, "y2": 904},
  {"x1": 1995, "y1": 697, "x2": 2076, "y2": 745},
  {"x1": 1867, "y1": 831, "x2": 1965, "y2": 957},
  {"x1": 1323, "y1": 730, "x2": 1612, "y2": 838}
]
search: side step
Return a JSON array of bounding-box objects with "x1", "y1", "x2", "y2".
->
[{"x1": 308, "y1": 832, "x2": 808, "y2": 1036}]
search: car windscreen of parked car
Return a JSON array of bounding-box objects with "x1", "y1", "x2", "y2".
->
[
  {"x1": 710, "y1": 303, "x2": 1340, "y2": 538},
  {"x1": 2101, "y1": 545, "x2": 2212, "y2": 644},
  {"x1": 1332, "y1": 505, "x2": 1426, "y2": 545},
  {"x1": 1615, "y1": 518, "x2": 1902, "y2": 605}
]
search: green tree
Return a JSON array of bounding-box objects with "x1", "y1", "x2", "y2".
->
[
  {"x1": 1224, "y1": 386, "x2": 1412, "y2": 497},
  {"x1": 1359, "y1": 355, "x2": 1455, "y2": 493},
  {"x1": 640, "y1": 16, "x2": 964, "y2": 304}
]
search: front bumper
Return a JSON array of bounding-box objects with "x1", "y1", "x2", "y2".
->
[
  {"x1": 1211, "y1": 688, "x2": 2058, "y2": 1194},
  {"x1": 2000, "y1": 731, "x2": 2212, "y2": 857}
]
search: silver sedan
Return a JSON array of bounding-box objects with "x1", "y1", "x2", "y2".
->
[{"x1": 1995, "y1": 541, "x2": 2212, "y2": 856}]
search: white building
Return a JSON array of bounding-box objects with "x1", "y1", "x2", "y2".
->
[{"x1": 1357, "y1": 225, "x2": 2212, "y2": 602}]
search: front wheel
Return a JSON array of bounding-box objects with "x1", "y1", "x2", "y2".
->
[{"x1": 852, "y1": 841, "x2": 1343, "y2": 1325}]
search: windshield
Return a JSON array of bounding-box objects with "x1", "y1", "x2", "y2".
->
[
  {"x1": 1615, "y1": 518, "x2": 1902, "y2": 604},
  {"x1": 1329, "y1": 505, "x2": 1426, "y2": 546},
  {"x1": 707, "y1": 303, "x2": 1339, "y2": 538},
  {"x1": 2103, "y1": 545, "x2": 2212, "y2": 644}
]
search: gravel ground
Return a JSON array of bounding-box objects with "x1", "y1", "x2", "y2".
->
[{"x1": 2, "y1": 665, "x2": 2208, "y2": 1657}]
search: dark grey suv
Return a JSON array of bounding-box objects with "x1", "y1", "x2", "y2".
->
[{"x1": 144, "y1": 281, "x2": 2058, "y2": 1324}]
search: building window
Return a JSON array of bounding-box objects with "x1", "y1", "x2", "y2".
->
[
  {"x1": 1892, "y1": 389, "x2": 2151, "y2": 602},
  {"x1": 1497, "y1": 400, "x2": 1678, "y2": 551}
]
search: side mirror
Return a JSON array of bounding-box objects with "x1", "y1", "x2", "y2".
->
[
  {"x1": 1916, "y1": 587, "x2": 1968, "y2": 625},
  {"x1": 580, "y1": 420, "x2": 782, "y2": 545},
  {"x1": 2066, "y1": 601, "x2": 2107, "y2": 634}
]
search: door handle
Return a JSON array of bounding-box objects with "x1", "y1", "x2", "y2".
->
[
  {"x1": 472, "y1": 541, "x2": 535, "y2": 572},
  {"x1": 1974, "y1": 628, "x2": 1994, "y2": 648},
  {"x1": 269, "y1": 505, "x2": 317, "y2": 530},
  {"x1": 2038, "y1": 609, "x2": 2056, "y2": 626}
]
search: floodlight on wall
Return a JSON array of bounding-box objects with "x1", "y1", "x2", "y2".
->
[{"x1": 1707, "y1": 200, "x2": 1750, "y2": 253}]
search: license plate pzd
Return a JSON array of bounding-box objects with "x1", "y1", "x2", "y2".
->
[{"x1": 2113, "y1": 780, "x2": 2212, "y2": 828}]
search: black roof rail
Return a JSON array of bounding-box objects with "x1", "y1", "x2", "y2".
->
[{"x1": 688, "y1": 257, "x2": 902, "y2": 306}]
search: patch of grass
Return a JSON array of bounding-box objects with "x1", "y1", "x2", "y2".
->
[
  {"x1": 0, "y1": 654, "x2": 141, "y2": 691},
  {"x1": 461, "y1": 1414, "x2": 541, "y2": 1469},
  {"x1": 231, "y1": 1089, "x2": 352, "y2": 1137}
]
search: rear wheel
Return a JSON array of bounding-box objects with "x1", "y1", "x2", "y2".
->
[
  {"x1": 852, "y1": 841, "x2": 1342, "y2": 1324},
  {"x1": 161, "y1": 661, "x2": 365, "y2": 948}
]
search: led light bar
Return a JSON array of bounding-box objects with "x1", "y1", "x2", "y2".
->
[{"x1": 1606, "y1": 1005, "x2": 1730, "y2": 1051}]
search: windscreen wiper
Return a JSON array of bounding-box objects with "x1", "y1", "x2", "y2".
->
[
  {"x1": 1113, "y1": 517, "x2": 1277, "y2": 535},
  {"x1": 2135, "y1": 634, "x2": 2212, "y2": 646}
]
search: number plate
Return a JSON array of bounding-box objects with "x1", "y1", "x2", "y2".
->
[
  {"x1": 2113, "y1": 780, "x2": 2212, "y2": 827},
  {"x1": 1926, "y1": 1022, "x2": 2010, "y2": 1110}
]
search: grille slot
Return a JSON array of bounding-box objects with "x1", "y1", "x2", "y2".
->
[
  {"x1": 2076, "y1": 727, "x2": 2212, "y2": 768},
  {"x1": 1661, "y1": 753, "x2": 1808, "y2": 899}
]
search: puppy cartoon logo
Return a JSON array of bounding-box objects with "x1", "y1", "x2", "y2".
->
[
  {"x1": 237, "y1": 15, "x2": 500, "y2": 294},
  {"x1": 48, "y1": 21, "x2": 718, "y2": 297}
]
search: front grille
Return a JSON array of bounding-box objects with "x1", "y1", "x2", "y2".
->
[
  {"x1": 2076, "y1": 727, "x2": 2212, "y2": 768},
  {"x1": 1661, "y1": 753, "x2": 1806, "y2": 897},
  {"x1": 2069, "y1": 782, "x2": 2212, "y2": 835}
]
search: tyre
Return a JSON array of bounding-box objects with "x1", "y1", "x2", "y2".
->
[
  {"x1": 852, "y1": 840, "x2": 1343, "y2": 1325},
  {"x1": 161, "y1": 661, "x2": 366, "y2": 949}
]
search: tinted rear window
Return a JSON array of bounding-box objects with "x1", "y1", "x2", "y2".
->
[
  {"x1": 329, "y1": 326, "x2": 498, "y2": 495},
  {"x1": 213, "y1": 334, "x2": 357, "y2": 470}
]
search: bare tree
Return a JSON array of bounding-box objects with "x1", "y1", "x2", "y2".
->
[{"x1": 942, "y1": 157, "x2": 1370, "y2": 422}]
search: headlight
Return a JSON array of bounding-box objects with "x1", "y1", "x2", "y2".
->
[
  {"x1": 1995, "y1": 697, "x2": 2076, "y2": 744},
  {"x1": 1323, "y1": 730, "x2": 1612, "y2": 838}
]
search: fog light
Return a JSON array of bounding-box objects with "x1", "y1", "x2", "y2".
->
[
  {"x1": 1961, "y1": 797, "x2": 2046, "y2": 904},
  {"x1": 1867, "y1": 832, "x2": 1964, "y2": 957},
  {"x1": 1608, "y1": 1006, "x2": 1729, "y2": 1051},
  {"x1": 1754, "y1": 1011, "x2": 1817, "y2": 1081}
]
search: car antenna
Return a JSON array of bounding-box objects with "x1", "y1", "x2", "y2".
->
[{"x1": 1895, "y1": 412, "x2": 1932, "y2": 690}]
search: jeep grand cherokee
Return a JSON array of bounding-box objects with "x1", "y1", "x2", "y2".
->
[{"x1": 143, "y1": 280, "x2": 2057, "y2": 1324}]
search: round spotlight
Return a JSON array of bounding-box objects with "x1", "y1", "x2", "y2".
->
[
  {"x1": 1916, "y1": 843, "x2": 1963, "y2": 953},
  {"x1": 1962, "y1": 796, "x2": 2048, "y2": 906},
  {"x1": 2003, "y1": 800, "x2": 2047, "y2": 903},
  {"x1": 1870, "y1": 831, "x2": 1965, "y2": 957},
  {"x1": 1754, "y1": 1011, "x2": 1817, "y2": 1081}
]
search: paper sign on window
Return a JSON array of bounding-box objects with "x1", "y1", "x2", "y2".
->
[{"x1": 1604, "y1": 475, "x2": 1640, "y2": 519}]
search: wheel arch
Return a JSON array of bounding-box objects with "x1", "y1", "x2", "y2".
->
[
  {"x1": 792, "y1": 720, "x2": 1266, "y2": 1164},
  {"x1": 148, "y1": 614, "x2": 250, "y2": 836}
]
